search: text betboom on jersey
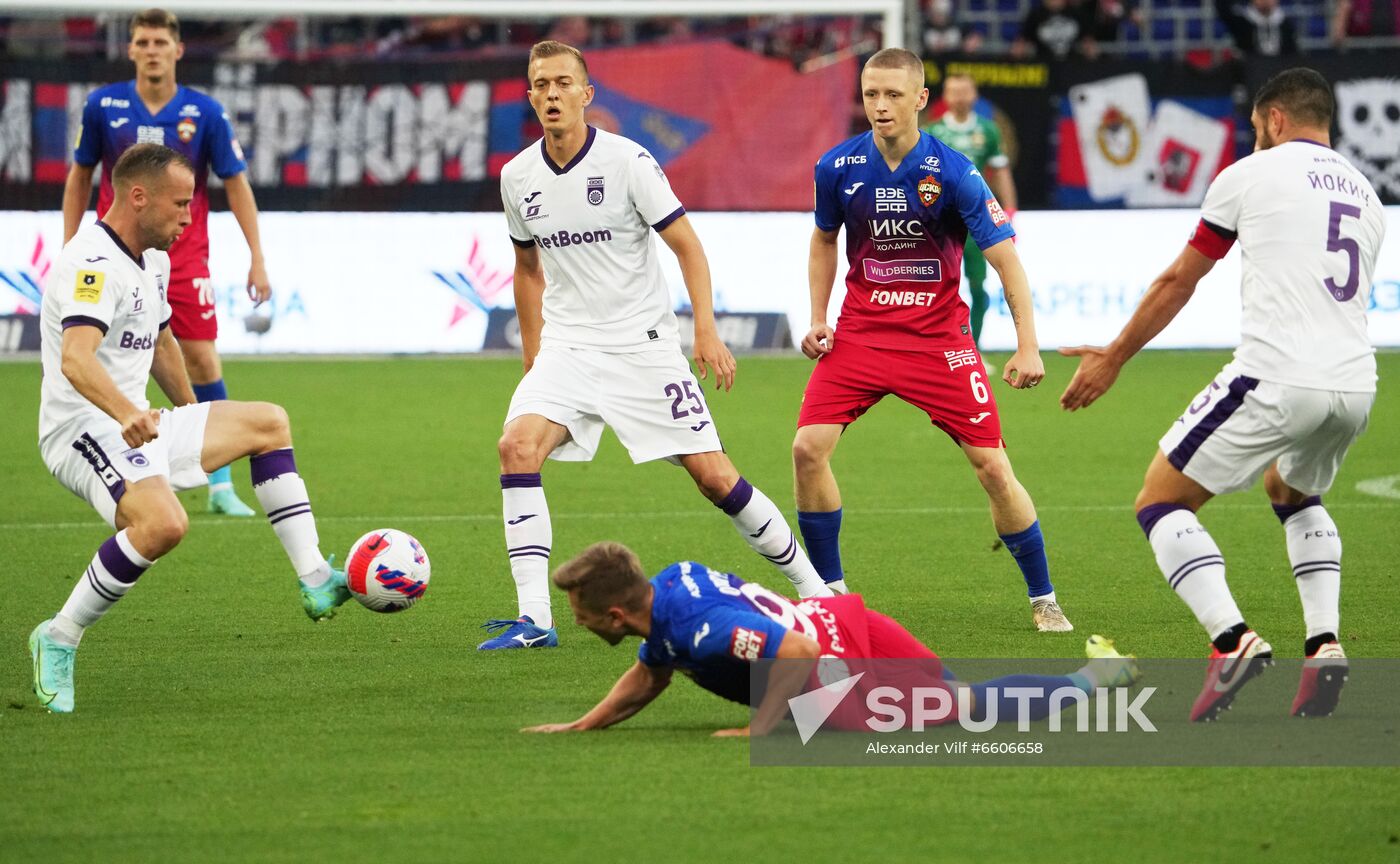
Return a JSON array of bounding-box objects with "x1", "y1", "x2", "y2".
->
[
  {"x1": 117, "y1": 330, "x2": 155, "y2": 350},
  {"x1": 536, "y1": 228, "x2": 614, "y2": 250}
]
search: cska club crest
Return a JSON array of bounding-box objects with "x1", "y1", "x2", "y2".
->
[
  {"x1": 917, "y1": 175, "x2": 941, "y2": 206},
  {"x1": 586, "y1": 176, "x2": 605, "y2": 205},
  {"x1": 177, "y1": 117, "x2": 197, "y2": 143}
]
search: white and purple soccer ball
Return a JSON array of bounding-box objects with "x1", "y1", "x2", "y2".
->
[{"x1": 346, "y1": 529, "x2": 430, "y2": 613}]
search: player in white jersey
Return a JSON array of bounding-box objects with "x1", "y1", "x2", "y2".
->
[
  {"x1": 30, "y1": 144, "x2": 353, "y2": 714},
  {"x1": 1059, "y1": 69, "x2": 1385, "y2": 722},
  {"x1": 479, "y1": 41, "x2": 831, "y2": 651}
]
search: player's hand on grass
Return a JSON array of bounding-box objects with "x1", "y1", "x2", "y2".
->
[
  {"x1": 712, "y1": 726, "x2": 751, "y2": 738},
  {"x1": 520, "y1": 722, "x2": 580, "y2": 733},
  {"x1": 801, "y1": 324, "x2": 835, "y2": 359},
  {"x1": 1002, "y1": 347, "x2": 1045, "y2": 390},
  {"x1": 693, "y1": 330, "x2": 736, "y2": 392},
  {"x1": 120, "y1": 409, "x2": 161, "y2": 448},
  {"x1": 1058, "y1": 345, "x2": 1121, "y2": 411},
  {"x1": 246, "y1": 258, "x2": 272, "y2": 305}
]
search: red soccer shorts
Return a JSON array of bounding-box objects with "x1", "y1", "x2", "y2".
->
[
  {"x1": 805, "y1": 596, "x2": 957, "y2": 730},
  {"x1": 797, "y1": 338, "x2": 1004, "y2": 448},
  {"x1": 167, "y1": 275, "x2": 217, "y2": 341}
]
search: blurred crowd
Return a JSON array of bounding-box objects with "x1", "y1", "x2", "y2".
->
[{"x1": 0, "y1": 4, "x2": 1393, "y2": 66}]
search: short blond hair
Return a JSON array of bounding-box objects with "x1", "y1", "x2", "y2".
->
[
  {"x1": 528, "y1": 40, "x2": 590, "y2": 83},
  {"x1": 552, "y1": 542, "x2": 648, "y2": 613},
  {"x1": 864, "y1": 47, "x2": 925, "y2": 85}
]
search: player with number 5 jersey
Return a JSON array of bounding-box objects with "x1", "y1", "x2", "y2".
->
[
  {"x1": 791, "y1": 48, "x2": 1072, "y2": 632},
  {"x1": 1060, "y1": 68, "x2": 1385, "y2": 722},
  {"x1": 480, "y1": 41, "x2": 831, "y2": 652}
]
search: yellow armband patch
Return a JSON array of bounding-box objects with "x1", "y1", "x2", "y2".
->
[{"x1": 73, "y1": 270, "x2": 105, "y2": 304}]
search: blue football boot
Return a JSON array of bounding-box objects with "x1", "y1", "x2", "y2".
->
[{"x1": 477, "y1": 616, "x2": 559, "y2": 650}]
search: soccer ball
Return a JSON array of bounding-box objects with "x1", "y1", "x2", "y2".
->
[{"x1": 346, "y1": 529, "x2": 430, "y2": 613}]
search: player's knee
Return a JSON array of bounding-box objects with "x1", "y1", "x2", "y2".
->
[
  {"x1": 184, "y1": 349, "x2": 220, "y2": 384},
  {"x1": 791, "y1": 434, "x2": 831, "y2": 475},
  {"x1": 694, "y1": 470, "x2": 737, "y2": 503},
  {"x1": 497, "y1": 432, "x2": 541, "y2": 472},
  {"x1": 974, "y1": 459, "x2": 1014, "y2": 496},
  {"x1": 252, "y1": 402, "x2": 292, "y2": 450},
  {"x1": 137, "y1": 506, "x2": 188, "y2": 556}
]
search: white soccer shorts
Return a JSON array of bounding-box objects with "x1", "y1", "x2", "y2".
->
[
  {"x1": 42, "y1": 403, "x2": 212, "y2": 527},
  {"x1": 505, "y1": 344, "x2": 724, "y2": 465},
  {"x1": 1158, "y1": 367, "x2": 1372, "y2": 496}
]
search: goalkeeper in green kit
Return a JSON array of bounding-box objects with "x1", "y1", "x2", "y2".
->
[{"x1": 924, "y1": 73, "x2": 1019, "y2": 354}]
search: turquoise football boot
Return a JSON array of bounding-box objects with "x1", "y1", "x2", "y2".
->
[
  {"x1": 208, "y1": 485, "x2": 257, "y2": 517},
  {"x1": 300, "y1": 555, "x2": 351, "y2": 622},
  {"x1": 29, "y1": 620, "x2": 76, "y2": 714}
]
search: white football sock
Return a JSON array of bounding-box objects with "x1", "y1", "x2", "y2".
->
[
  {"x1": 1283, "y1": 504, "x2": 1342, "y2": 639},
  {"x1": 55, "y1": 529, "x2": 153, "y2": 640},
  {"x1": 718, "y1": 478, "x2": 831, "y2": 598},
  {"x1": 250, "y1": 448, "x2": 325, "y2": 581},
  {"x1": 1146, "y1": 508, "x2": 1243, "y2": 641},
  {"x1": 502, "y1": 474, "x2": 553, "y2": 628}
]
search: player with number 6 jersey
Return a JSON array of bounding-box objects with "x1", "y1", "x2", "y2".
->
[
  {"x1": 480, "y1": 40, "x2": 831, "y2": 652},
  {"x1": 791, "y1": 48, "x2": 1072, "y2": 633},
  {"x1": 1060, "y1": 67, "x2": 1385, "y2": 722},
  {"x1": 520, "y1": 543, "x2": 1137, "y2": 737}
]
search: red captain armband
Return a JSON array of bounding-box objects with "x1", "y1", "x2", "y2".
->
[{"x1": 1188, "y1": 218, "x2": 1236, "y2": 260}]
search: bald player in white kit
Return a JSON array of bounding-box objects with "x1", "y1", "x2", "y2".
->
[
  {"x1": 479, "y1": 41, "x2": 830, "y2": 651},
  {"x1": 1060, "y1": 68, "x2": 1386, "y2": 722}
]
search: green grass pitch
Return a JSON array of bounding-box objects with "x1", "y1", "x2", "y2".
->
[{"x1": 1, "y1": 351, "x2": 1397, "y2": 862}]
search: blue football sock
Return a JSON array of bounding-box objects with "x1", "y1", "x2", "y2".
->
[
  {"x1": 999, "y1": 520, "x2": 1053, "y2": 598},
  {"x1": 970, "y1": 674, "x2": 1088, "y2": 723},
  {"x1": 193, "y1": 379, "x2": 233, "y2": 488},
  {"x1": 797, "y1": 508, "x2": 844, "y2": 584}
]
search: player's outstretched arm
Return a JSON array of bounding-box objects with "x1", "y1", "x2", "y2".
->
[
  {"x1": 224, "y1": 173, "x2": 271, "y2": 304},
  {"x1": 521, "y1": 661, "x2": 673, "y2": 733},
  {"x1": 1059, "y1": 245, "x2": 1216, "y2": 411},
  {"x1": 660, "y1": 215, "x2": 735, "y2": 391},
  {"x1": 60, "y1": 325, "x2": 159, "y2": 447},
  {"x1": 714, "y1": 629, "x2": 821, "y2": 738},
  {"x1": 802, "y1": 227, "x2": 841, "y2": 359},
  {"x1": 151, "y1": 327, "x2": 197, "y2": 407},
  {"x1": 62, "y1": 163, "x2": 96, "y2": 244},
  {"x1": 983, "y1": 239, "x2": 1044, "y2": 389},
  {"x1": 512, "y1": 244, "x2": 546, "y2": 372}
]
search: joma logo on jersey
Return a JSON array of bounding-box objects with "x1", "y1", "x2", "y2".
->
[
  {"x1": 536, "y1": 229, "x2": 613, "y2": 249},
  {"x1": 869, "y1": 219, "x2": 926, "y2": 238},
  {"x1": 118, "y1": 331, "x2": 155, "y2": 350}
]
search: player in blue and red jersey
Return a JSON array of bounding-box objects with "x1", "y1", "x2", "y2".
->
[
  {"x1": 520, "y1": 543, "x2": 1136, "y2": 737},
  {"x1": 791, "y1": 48, "x2": 1073, "y2": 632},
  {"x1": 62, "y1": 8, "x2": 270, "y2": 518}
]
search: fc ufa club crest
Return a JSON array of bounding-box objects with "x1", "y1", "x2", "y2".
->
[
  {"x1": 917, "y1": 175, "x2": 941, "y2": 206},
  {"x1": 177, "y1": 117, "x2": 197, "y2": 144},
  {"x1": 586, "y1": 176, "x2": 605, "y2": 206}
]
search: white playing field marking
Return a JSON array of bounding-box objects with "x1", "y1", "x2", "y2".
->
[
  {"x1": 0, "y1": 499, "x2": 1395, "y2": 532},
  {"x1": 1356, "y1": 475, "x2": 1400, "y2": 500}
]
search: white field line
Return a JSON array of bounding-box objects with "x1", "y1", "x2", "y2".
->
[{"x1": 1, "y1": 497, "x2": 1395, "y2": 532}]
